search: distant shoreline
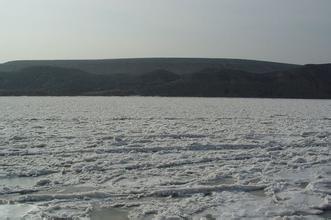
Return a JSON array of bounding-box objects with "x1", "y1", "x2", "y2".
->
[
  {"x1": 0, "y1": 59, "x2": 330, "y2": 99},
  {"x1": 0, "y1": 95, "x2": 330, "y2": 100}
]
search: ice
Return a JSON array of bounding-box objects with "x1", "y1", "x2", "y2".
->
[
  {"x1": 0, "y1": 176, "x2": 43, "y2": 188},
  {"x1": 148, "y1": 184, "x2": 266, "y2": 197},
  {"x1": 306, "y1": 179, "x2": 331, "y2": 194},
  {"x1": 90, "y1": 208, "x2": 130, "y2": 220},
  {"x1": 0, "y1": 204, "x2": 39, "y2": 220},
  {"x1": 0, "y1": 97, "x2": 330, "y2": 219}
]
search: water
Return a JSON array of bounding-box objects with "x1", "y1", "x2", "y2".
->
[{"x1": 0, "y1": 97, "x2": 330, "y2": 219}]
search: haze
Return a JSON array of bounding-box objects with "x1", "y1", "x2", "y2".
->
[{"x1": 1, "y1": 0, "x2": 330, "y2": 64}]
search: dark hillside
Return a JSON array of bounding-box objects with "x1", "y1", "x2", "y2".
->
[
  {"x1": 0, "y1": 63, "x2": 330, "y2": 98},
  {"x1": 0, "y1": 58, "x2": 299, "y2": 75}
]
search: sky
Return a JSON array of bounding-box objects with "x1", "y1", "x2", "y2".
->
[{"x1": 0, "y1": 0, "x2": 330, "y2": 64}]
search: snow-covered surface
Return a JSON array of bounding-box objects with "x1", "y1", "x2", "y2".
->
[{"x1": 0, "y1": 97, "x2": 330, "y2": 220}]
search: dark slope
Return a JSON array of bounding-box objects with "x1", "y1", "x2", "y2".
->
[
  {"x1": 262, "y1": 64, "x2": 331, "y2": 98},
  {"x1": 0, "y1": 66, "x2": 121, "y2": 95},
  {"x1": 144, "y1": 64, "x2": 331, "y2": 98},
  {"x1": 0, "y1": 58, "x2": 299, "y2": 75},
  {"x1": 0, "y1": 64, "x2": 330, "y2": 98}
]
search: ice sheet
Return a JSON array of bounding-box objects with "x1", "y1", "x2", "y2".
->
[{"x1": 0, "y1": 97, "x2": 330, "y2": 219}]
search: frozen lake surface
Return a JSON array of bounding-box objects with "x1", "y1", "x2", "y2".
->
[{"x1": 0, "y1": 97, "x2": 330, "y2": 220}]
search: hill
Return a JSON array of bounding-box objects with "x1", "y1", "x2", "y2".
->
[
  {"x1": 0, "y1": 58, "x2": 299, "y2": 75},
  {"x1": 0, "y1": 62, "x2": 330, "y2": 98}
]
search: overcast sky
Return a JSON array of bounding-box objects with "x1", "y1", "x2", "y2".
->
[{"x1": 0, "y1": 0, "x2": 330, "y2": 64}]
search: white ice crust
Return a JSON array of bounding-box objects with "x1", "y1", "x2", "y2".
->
[{"x1": 0, "y1": 97, "x2": 330, "y2": 219}]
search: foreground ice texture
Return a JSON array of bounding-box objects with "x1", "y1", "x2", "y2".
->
[{"x1": 0, "y1": 97, "x2": 330, "y2": 220}]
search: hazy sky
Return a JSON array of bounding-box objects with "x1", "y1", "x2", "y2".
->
[{"x1": 0, "y1": 0, "x2": 330, "y2": 64}]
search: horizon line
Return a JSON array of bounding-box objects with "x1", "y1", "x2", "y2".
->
[{"x1": 0, "y1": 57, "x2": 307, "y2": 65}]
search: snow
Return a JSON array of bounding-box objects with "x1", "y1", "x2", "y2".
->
[{"x1": 0, "y1": 97, "x2": 330, "y2": 219}]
